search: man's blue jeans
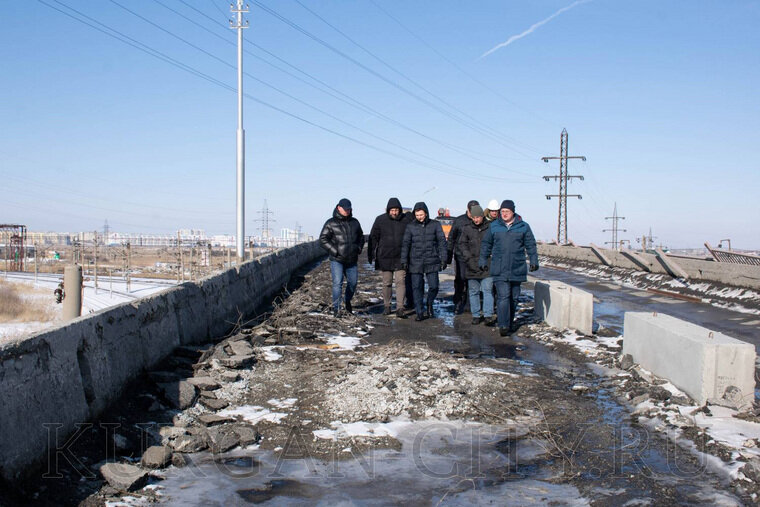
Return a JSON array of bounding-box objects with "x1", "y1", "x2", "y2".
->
[
  {"x1": 468, "y1": 277, "x2": 494, "y2": 318},
  {"x1": 330, "y1": 261, "x2": 358, "y2": 312},
  {"x1": 493, "y1": 280, "x2": 522, "y2": 329},
  {"x1": 411, "y1": 272, "x2": 439, "y2": 317}
]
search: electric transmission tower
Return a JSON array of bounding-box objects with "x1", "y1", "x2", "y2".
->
[
  {"x1": 542, "y1": 129, "x2": 585, "y2": 244},
  {"x1": 255, "y1": 200, "x2": 276, "y2": 242},
  {"x1": 603, "y1": 203, "x2": 627, "y2": 250}
]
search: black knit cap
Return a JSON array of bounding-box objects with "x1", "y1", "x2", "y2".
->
[
  {"x1": 500, "y1": 200, "x2": 515, "y2": 212},
  {"x1": 467, "y1": 199, "x2": 480, "y2": 210}
]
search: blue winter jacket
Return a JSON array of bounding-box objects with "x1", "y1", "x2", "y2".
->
[{"x1": 478, "y1": 216, "x2": 538, "y2": 282}]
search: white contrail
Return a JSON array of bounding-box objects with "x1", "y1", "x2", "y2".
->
[{"x1": 479, "y1": 0, "x2": 592, "y2": 60}]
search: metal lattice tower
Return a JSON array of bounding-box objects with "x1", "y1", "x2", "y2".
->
[
  {"x1": 542, "y1": 129, "x2": 586, "y2": 244},
  {"x1": 255, "y1": 200, "x2": 276, "y2": 240},
  {"x1": 603, "y1": 203, "x2": 627, "y2": 250}
]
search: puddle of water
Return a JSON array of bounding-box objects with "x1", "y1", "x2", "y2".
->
[{"x1": 156, "y1": 420, "x2": 584, "y2": 506}]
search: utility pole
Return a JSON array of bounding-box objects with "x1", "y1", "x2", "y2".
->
[
  {"x1": 34, "y1": 242, "x2": 38, "y2": 284},
  {"x1": 542, "y1": 129, "x2": 585, "y2": 244},
  {"x1": 126, "y1": 241, "x2": 131, "y2": 293},
  {"x1": 231, "y1": 0, "x2": 249, "y2": 263},
  {"x1": 603, "y1": 203, "x2": 627, "y2": 251},
  {"x1": 93, "y1": 230, "x2": 98, "y2": 293}
]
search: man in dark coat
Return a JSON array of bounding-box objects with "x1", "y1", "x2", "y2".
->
[
  {"x1": 446, "y1": 200, "x2": 479, "y2": 314},
  {"x1": 319, "y1": 198, "x2": 365, "y2": 316},
  {"x1": 479, "y1": 199, "x2": 538, "y2": 336},
  {"x1": 458, "y1": 205, "x2": 495, "y2": 326},
  {"x1": 367, "y1": 197, "x2": 410, "y2": 318},
  {"x1": 401, "y1": 202, "x2": 448, "y2": 321}
]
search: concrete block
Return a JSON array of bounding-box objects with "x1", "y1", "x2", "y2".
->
[
  {"x1": 534, "y1": 280, "x2": 593, "y2": 335},
  {"x1": 623, "y1": 312, "x2": 756, "y2": 408}
]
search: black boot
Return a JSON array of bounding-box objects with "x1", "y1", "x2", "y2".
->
[
  {"x1": 345, "y1": 301, "x2": 353, "y2": 314},
  {"x1": 499, "y1": 327, "x2": 511, "y2": 337},
  {"x1": 396, "y1": 309, "x2": 407, "y2": 319},
  {"x1": 383, "y1": 306, "x2": 392, "y2": 316},
  {"x1": 427, "y1": 302, "x2": 434, "y2": 318},
  {"x1": 415, "y1": 313, "x2": 425, "y2": 322}
]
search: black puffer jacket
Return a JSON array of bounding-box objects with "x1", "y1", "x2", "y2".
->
[
  {"x1": 400, "y1": 202, "x2": 447, "y2": 274},
  {"x1": 459, "y1": 219, "x2": 491, "y2": 279},
  {"x1": 367, "y1": 197, "x2": 410, "y2": 271},
  {"x1": 446, "y1": 212, "x2": 470, "y2": 263},
  {"x1": 319, "y1": 207, "x2": 364, "y2": 265}
]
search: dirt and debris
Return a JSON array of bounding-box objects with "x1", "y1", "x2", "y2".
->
[{"x1": 5, "y1": 256, "x2": 759, "y2": 505}]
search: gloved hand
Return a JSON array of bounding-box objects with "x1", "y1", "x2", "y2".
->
[
  {"x1": 440, "y1": 261, "x2": 447, "y2": 271},
  {"x1": 529, "y1": 264, "x2": 539, "y2": 272},
  {"x1": 401, "y1": 263, "x2": 408, "y2": 271},
  {"x1": 367, "y1": 256, "x2": 373, "y2": 265},
  {"x1": 446, "y1": 254, "x2": 453, "y2": 264}
]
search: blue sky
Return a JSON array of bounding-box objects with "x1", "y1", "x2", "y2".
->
[{"x1": 1, "y1": 0, "x2": 758, "y2": 248}]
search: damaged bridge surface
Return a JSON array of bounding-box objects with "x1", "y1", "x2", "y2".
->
[{"x1": 10, "y1": 254, "x2": 759, "y2": 506}]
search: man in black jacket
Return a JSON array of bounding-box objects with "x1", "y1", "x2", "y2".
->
[
  {"x1": 446, "y1": 199, "x2": 479, "y2": 314},
  {"x1": 368, "y1": 197, "x2": 410, "y2": 318},
  {"x1": 401, "y1": 202, "x2": 447, "y2": 321},
  {"x1": 319, "y1": 198, "x2": 365, "y2": 317},
  {"x1": 458, "y1": 205, "x2": 495, "y2": 326}
]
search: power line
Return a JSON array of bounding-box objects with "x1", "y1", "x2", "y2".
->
[
  {"x1": 290, "y1": 0, "x2": 541, "y2": 156},
  {"x1": 38, "y1": 0, "x2": 525, "y2": 182},
  {"x1": 252, "y1": 0, "x2": 536, "y2": 157},
  {"x1": 167, "y1": 0, "x2": 538, "y2": 170},
  {"x1": 367, "y1": 0, "x2": 558, "y2": 132}
]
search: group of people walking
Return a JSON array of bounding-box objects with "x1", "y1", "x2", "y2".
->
[{"x1": 319, "y1": 197, "x2": 538, "y2": 336}]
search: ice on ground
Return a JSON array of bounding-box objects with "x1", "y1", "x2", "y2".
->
[
  {"x1": 313, "y1": 419, "x2": 413, "y2": 440},
  {"x1": 217, "y1": 406, "x2": 288, "y2": 424}
]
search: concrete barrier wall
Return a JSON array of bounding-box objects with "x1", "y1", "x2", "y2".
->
[
  {"x1": 538, "y1": 244, "x2": 760, "y2": 290},
  {"x1": 0, "y1": 242, "x2": 324, "y2": 481},
  {"x1": 623, "y1": 312, "x2": 756, "y2": 409},
  {"x1": 534, "y1": 280, "x2": 594, "y2": 335}
]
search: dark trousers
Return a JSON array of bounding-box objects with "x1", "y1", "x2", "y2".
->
[
  {"x1": 494, "y1": 280, "x2": 521, "y2": 329},
  {"x1": 411, "y1": 272, "x2": 439, "y2": 317},
  {"x1": 453, "y1": 256, "x2": 468, "y2": 308},
  {"x1": 405, "y1": 271, "x2": 414, "y2": 308}
]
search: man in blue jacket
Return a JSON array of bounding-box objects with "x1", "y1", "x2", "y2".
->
[{"x1": 479, "y1": 200, "x2": 539, "y2": 336}]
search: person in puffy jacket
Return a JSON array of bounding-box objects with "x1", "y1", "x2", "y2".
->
[
  {"x1": 367, "y1": 197, "x2": 411, "y2": 318},
  {"x1": 319, "y1": 198, "x2": 365, "y2": 316},
  {"x1": 400, "y1": 202, "x2": 448, "y2": 321},
  {"x1": 479, "y1": 199, "x2": 538, "y2": 336},
  {"x1": 458, "y1": 205, "x2": 495, "y2": 326},
  {"x1": 446, "y1": 199, "x2": 479, "y2": 314}
]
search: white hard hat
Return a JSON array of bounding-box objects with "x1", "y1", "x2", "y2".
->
[{"x1": 487, "y1": 199, "x2": 499, "y2": 210}]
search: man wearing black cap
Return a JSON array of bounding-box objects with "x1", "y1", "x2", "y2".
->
[
  {"x1": 367, "y1": 197, "x2": 411, "y2": 318},
  {"x1": 319, "y1": 198, "x2": 365, "y2": 317},
  {"x1": 446, "y1": 199, "x2": 480, "y2": 314},
  {"x1": 478, "y1": 199, "x2": 538, "y2": 336}
]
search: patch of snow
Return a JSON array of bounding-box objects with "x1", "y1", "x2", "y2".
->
[
  {"x1": 477, "y1": 367, "x2": 520, "y2": 378},
  {"x1": 260, "y1": 346, "x2": 282, "y2": 361},
  {"x1": 217, "y1": 406, "x2": 288, "y2": 424},
  {"x1": 325, "y1": 335, "x2": 364, "y2": 350},
  {"x1": 267, "y1": 398, "x2": 297, "y2": 409}
]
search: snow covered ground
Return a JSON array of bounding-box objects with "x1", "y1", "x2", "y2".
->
[{"x1": 0, "y1": 271, "x2": 176, "y2": 345}]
